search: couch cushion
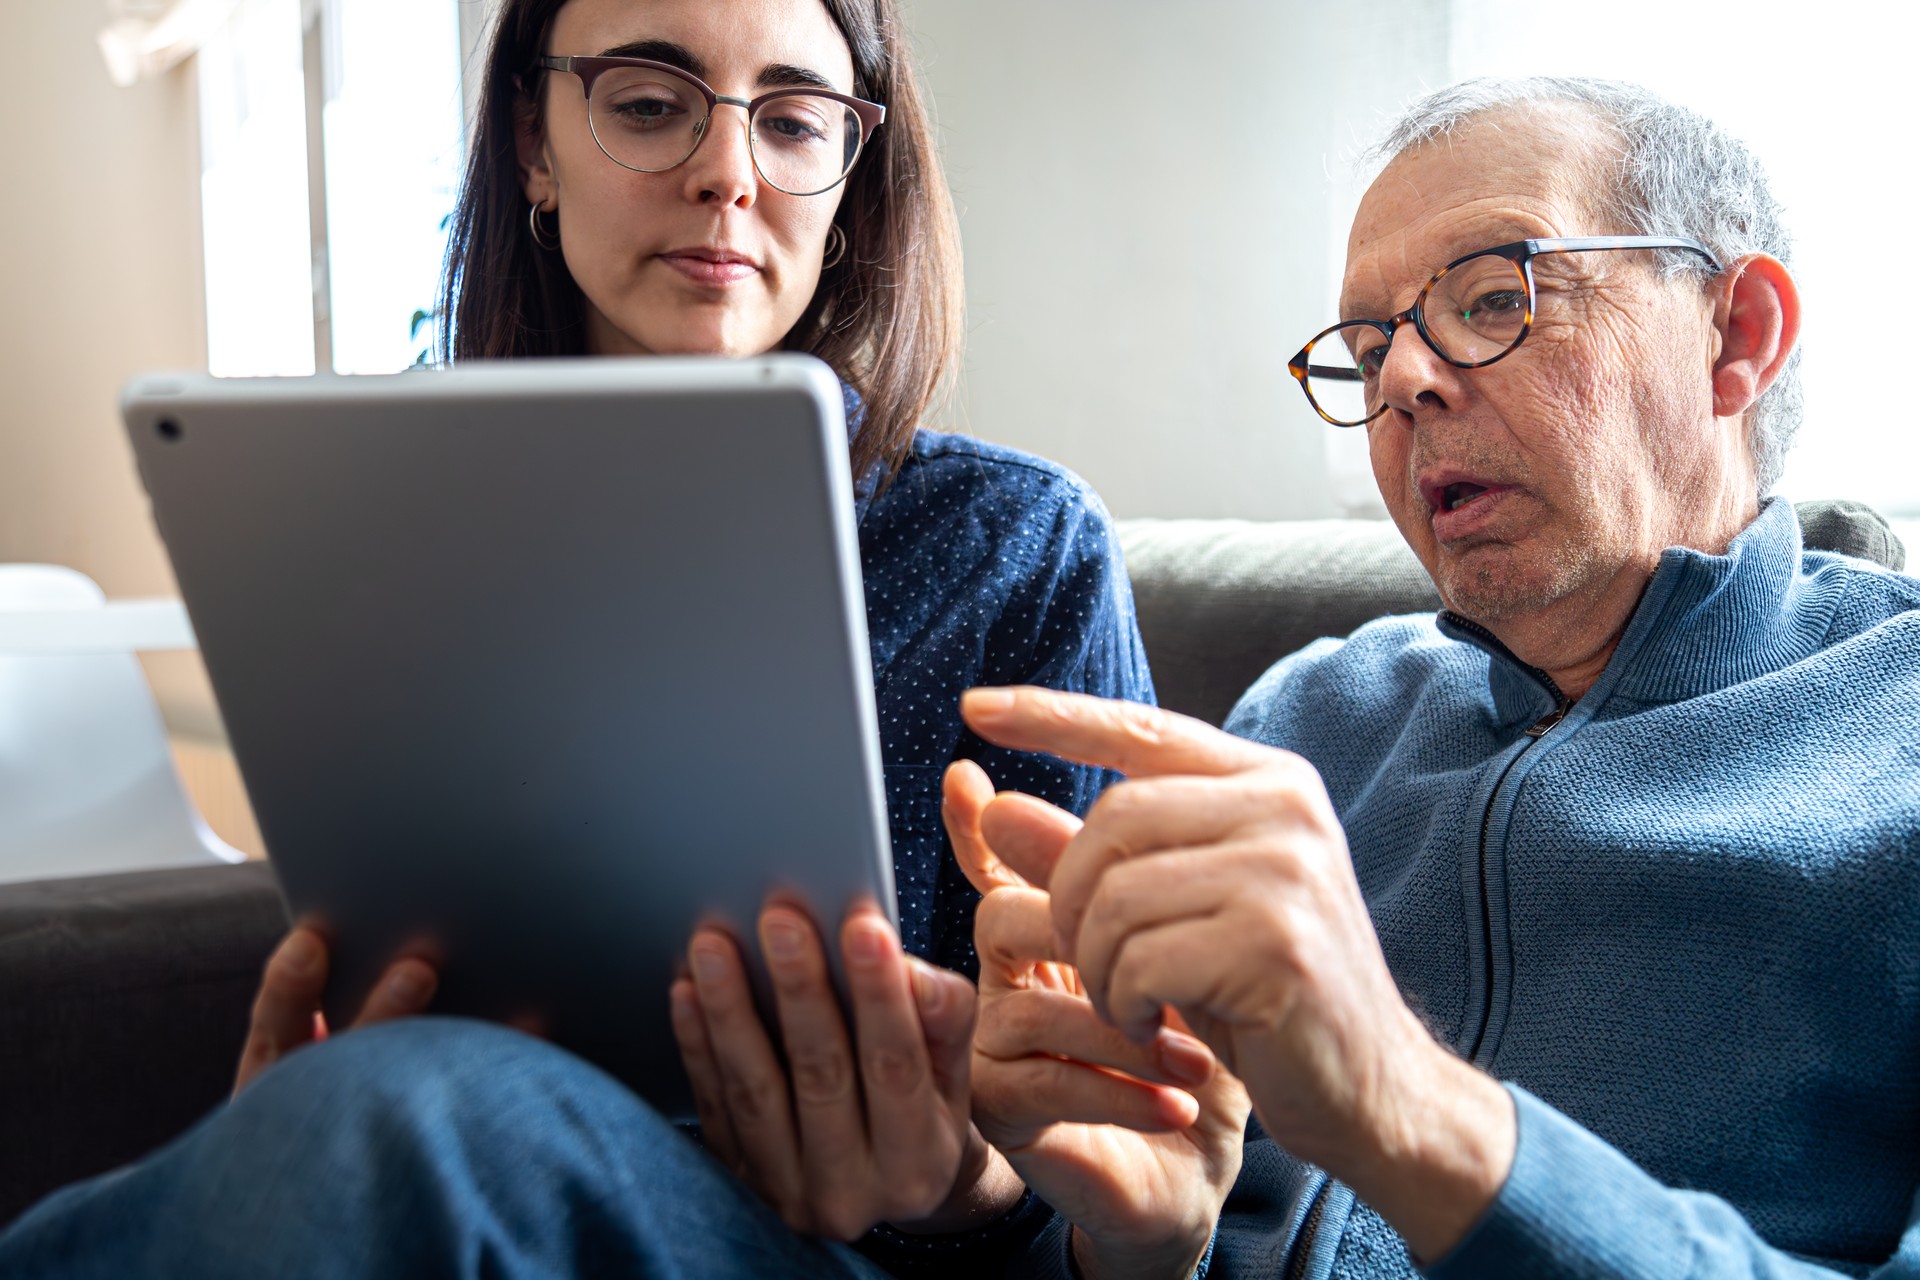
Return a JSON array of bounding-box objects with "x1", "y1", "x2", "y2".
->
[
  {"x1": 1120, "y1": 499, "x2": 1908, "y2": 728},
  {"x1": 0, "y1": 861, "x2": 286, "y2": 1226},
  {"x1": 1120, "y1": 518, "x2": 1439, "y2": 729}
]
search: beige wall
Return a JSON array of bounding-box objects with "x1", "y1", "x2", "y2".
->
[
  {"x1": 896, "y1": 0, "x2": 1446, "y2": 520},
  {"x1": 0, "y1": 3, "x2": 223, "y2": 739}
]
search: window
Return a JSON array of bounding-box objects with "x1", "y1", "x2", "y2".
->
[
  {"x1": 194, "y1": 0, "x2": 465, "y2": 377},
  {"x1": 1449, "y1": 0, "x2": 1920, "y2": 517},
  {"x1": 196, "y1": 0, "x2": 314, "y2": 376}
]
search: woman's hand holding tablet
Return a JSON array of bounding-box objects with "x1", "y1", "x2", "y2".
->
[
  {"x1": 235, "y1": 894, "x2": 1029, "y2": 1243},
  {"x1": 233, "y1": 927, "x2": 438, "y2": 1096},
  {"x1": 670, "y1": 902, "x2": 1023, "y2": 1239}
]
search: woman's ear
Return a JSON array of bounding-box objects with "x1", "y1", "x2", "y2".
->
[
  {"x1": 514, "y1": 81, "x2": 556, "y2": 208},
  {"x1": 1710, "y1": 253, "x2": 1801, "y2": 421}
]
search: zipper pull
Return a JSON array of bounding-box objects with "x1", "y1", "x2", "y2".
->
[{"x1": 1525, "y1": 698, "x2": 1571, "y2": 738}]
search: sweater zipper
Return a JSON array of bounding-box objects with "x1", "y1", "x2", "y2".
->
[{"x1": 1443, "y1": 613, "x2": 1571, "y2": 1064}]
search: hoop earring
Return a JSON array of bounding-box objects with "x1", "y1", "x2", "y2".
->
[
  {"x1": 822, "y1": 223, "x2": 847, "y2": 269},
  {"x1": 528, "y1": 202, "x2": 561, "y2": 252}
]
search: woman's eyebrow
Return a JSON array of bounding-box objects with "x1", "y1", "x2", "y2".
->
[
  {"x1": 592, "y1": 40, "x2": 838, "y2": 94},
  {"x1": 757, "y1": 63, "x2": 836, "y2": 92},
  {"x1": 598, "y1": 39, "x2": 706, "y2": 78}
]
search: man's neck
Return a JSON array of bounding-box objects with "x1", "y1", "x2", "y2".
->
[
  {"x1": 1493, "y1": 570, "x2": 1651, "y2": 702},
  {"x1": 1481, "y1": 497, "x2": 1763, "y2": 701}
]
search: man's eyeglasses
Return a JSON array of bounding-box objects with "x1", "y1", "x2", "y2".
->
[
  {"x1": 1289, "y1": 236, "x2": 1722, "y2": 427},
  {"x1": 537, "y1": 56, "x2": 886, "y2": 198}
]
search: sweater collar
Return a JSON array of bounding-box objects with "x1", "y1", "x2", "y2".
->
[{"x1": 1439, "y1": 498, "x2": 1830, "y2": 726}]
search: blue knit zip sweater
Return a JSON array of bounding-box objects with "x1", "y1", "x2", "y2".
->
[{"x1": 1210, "y1": 498, "x2": 1920, "y2": 1279}]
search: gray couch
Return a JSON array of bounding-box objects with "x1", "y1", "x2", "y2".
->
[{"x1": 0, "y1": 502, "x2": 1907, "y2": 1228}]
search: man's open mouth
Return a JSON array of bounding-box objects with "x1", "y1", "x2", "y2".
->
[{"x1": 1440, "y1": 482, "x2": 1490, "y2": 513}]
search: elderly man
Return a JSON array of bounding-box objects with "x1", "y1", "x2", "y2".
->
[
  {"x1": 939, "y1": 77, "x2": 1920, "y2": 1278},
  {"x1": 4, "y1": 76, "x2": 1914, "y2": 1280}
]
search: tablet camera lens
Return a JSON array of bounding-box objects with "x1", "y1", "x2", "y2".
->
[{"x1": 157, "y1": 419, "x2": 183, "y2": 443}]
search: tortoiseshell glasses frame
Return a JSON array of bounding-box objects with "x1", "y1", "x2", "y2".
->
[{"x1": 1289, "y1": 235, "x2": 1723, "y2": 427}]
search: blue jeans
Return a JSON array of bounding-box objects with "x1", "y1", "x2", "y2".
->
[{"x1": 0, "y1": 1018, "x2": 891, "y2": 1279}]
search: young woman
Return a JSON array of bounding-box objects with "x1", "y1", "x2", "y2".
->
[{"x1": 0, "y1": 0, "x2": 1150, "y2": 1271}]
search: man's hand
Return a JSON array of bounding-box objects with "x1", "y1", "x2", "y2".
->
[
  {"x1": 669, "y1": 901, "x2": 1023, "y2": 1241},
  {"x1": 958, "y1": 688, "x2": 1518, "y2": 1264},
  {"x1": 946, "y1": 760, "x2": 1249, "y2": 1280},
  {"x1": 234, "y1": 924, "x2": 439, "y2": 1095}
]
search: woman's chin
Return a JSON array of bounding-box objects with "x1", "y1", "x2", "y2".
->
[{"x1": 591, "y1": 308, "x2": 779, "y2": 360}]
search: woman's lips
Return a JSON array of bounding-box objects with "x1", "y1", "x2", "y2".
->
[{"x1": 658, "y1": 252, "x2": 760, "y2": 287}]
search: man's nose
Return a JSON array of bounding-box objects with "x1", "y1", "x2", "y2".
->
[
  {"x1": 1376, "y1": 321, "x2": 1455, "y2": 422},
  {"x1": 683, "y1": 104, "x2": 758, "y2": 208}
]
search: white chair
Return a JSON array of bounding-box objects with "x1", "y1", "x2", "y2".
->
[{"x1": 0, "y1": 564, "x2": 244, "y2": 886}]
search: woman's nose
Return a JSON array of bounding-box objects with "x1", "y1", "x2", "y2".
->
[{"x1": 682, "y1": 105, "x2": 758, "y2": 208}]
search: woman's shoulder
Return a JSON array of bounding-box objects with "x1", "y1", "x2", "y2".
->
[
  {"x1": 887, "y1": 429, "x2": 1110, "y2": 521},
  {"x1": 862, "y1": 430, "x2": 1124, "y2": 585}
]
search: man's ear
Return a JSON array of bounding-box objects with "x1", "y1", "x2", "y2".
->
[
  {"x1": 514, "y1": 79, "x2": 556, "y2": 208},
  {"x1": 1710, "y1": 253, "x2": 1801, "y2": 420}
]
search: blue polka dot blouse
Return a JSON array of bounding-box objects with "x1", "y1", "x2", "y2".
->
[{"x1": 852, "y1": 428, "x2": 1155, "y2": 980}]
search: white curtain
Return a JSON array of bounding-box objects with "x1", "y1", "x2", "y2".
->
[{"x1": 97, "y1": 0, "x2": 246, "y2": 87}]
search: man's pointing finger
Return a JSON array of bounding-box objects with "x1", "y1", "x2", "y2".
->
[{"x1": 960, "y1": 687, "x2": 1266, "y2": 780}]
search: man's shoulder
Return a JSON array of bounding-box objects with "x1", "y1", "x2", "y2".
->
[
  {"x1": 1225, "y1": 613, "x2": 1485, "y2": 748},
  {"x1": 1808, "y1": 548, "x2": 1920, "y2": 645}
]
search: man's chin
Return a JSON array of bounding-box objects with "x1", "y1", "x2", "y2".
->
[{"x1": 1432, "y1": 543, "x2": 1569, "y2": 627}]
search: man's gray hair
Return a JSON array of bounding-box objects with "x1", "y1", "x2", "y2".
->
[{"x1": 1367, "y1": 77, "x2": 1801, "y2": 495}]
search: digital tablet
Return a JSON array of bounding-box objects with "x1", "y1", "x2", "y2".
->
[{"x1": 122, "y1": 355, "x2": 896, "y2": 1116}]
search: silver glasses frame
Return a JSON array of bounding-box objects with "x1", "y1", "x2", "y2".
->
[{"x1": 537, "y1": 55, "x2": 887, "y2": 198}]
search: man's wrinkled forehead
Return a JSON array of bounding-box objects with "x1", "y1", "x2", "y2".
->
[{"x1": 1338, "y1": 108, "x2": 1618, "y2": 318}]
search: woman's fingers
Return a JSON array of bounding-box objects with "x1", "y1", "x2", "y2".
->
[
  {"x1": 687, "y1": 926, "x2": 810, "y2": 1232},
  {"x1": 836, "y1": 908, "x2": 964, "y2": 1227},
  {"x1": 909, "y1": 958, "x2": 978, "y2": 1113},
  {"x1": 350, "y1": 956, "x2": 439, "y2": 1027},
  {"x1": 234, "y1": 926, "x2": 330, "y2": 1096},
  {"x1": 761, "y1": 906, "x2": 871, "y2": 1236},
  {"x1": 669, "y1": 976, "x2": 742, "y2": 1173}
]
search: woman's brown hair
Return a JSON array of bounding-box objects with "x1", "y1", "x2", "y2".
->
[{"x1": 437, "y1": 0, "x2": 963, "y2": 483}]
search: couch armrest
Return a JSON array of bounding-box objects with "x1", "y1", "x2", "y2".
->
[{"x1": 0, "y1": 862, "x2": 285, "y2": 1226}]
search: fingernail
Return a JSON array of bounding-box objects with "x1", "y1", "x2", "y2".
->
[
  {"x1": 847, "y1": 922, "x2": 890, "y2": 966},
  {"x1": 911, "y1": 962, "x2": 946, "y2": 1016},
  {"x1": 763, "y1": 917, "x2": 806, "y2": 962},
  {"x1": 962, "y1": 687, "x2": 1015, "y2": 719},
  {"x1": 1052, "y1": 928, "x2": 1075, "y2": 966},
  {"x1": 281, "y1": 931, "x2": 321, "y2": 977},
  {"x1": 691, "y1": 940, "x2": 730, "y2": 984},
  {"x1": 1157, "y1": 1030, "x2": 1214, "y2": 1088},
  {"x1": 386, "y1": 965, "x2": 432, "y2": 1005}
]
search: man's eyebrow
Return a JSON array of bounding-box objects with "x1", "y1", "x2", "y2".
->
[
  {"x1": 598, "y1": 39, "x2": 706, "y2": 79},
  {"x1": 1340, "y1": 222, "x2": 1542, "y2": 319}
]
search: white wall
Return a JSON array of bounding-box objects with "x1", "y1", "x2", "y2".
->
[
  {"x1": 0, "y1": 2, "x2": 218, "y2": 735},
  {"x1": 898, "y1": 0, "x2": 1447, "y2": 519}
]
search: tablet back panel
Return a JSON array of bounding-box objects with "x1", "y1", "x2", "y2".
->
[{"x1": 123, "y1": 357, "x2": 895, "y2": 1113}]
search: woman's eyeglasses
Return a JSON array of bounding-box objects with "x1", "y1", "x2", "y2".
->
[{"x1": 537, "y1": 56, "x2": 886, "y2": 198}]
